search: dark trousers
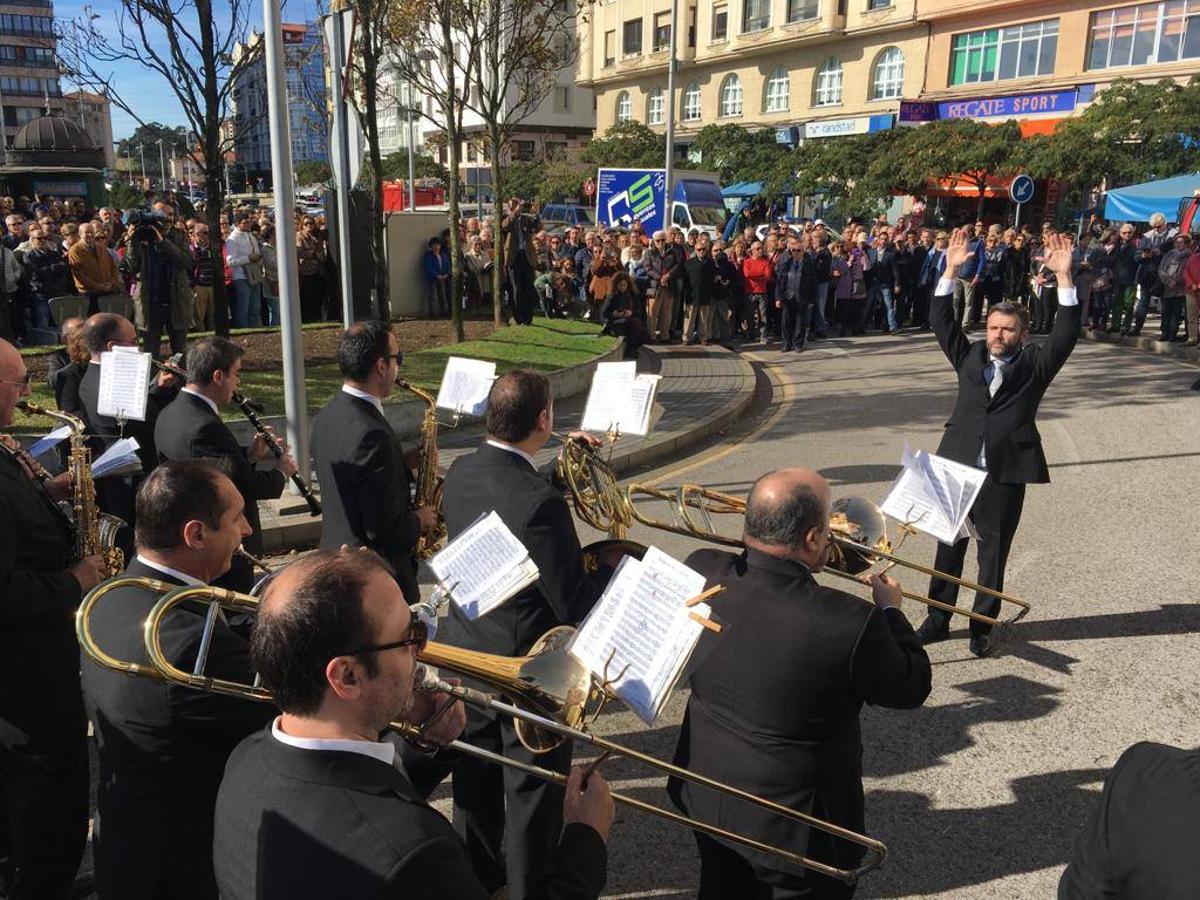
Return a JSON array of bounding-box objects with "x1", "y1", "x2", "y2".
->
[
  {"x1": 299, "y1": 274, "x2": 326, "y2": 322},
  {"x1": 0, "y1": 707, "x2": 89, "y2": 900},
  {"x1": 780, "y1": 299, "x2": 811, "y2": 350},
  {"x1": 507, "y1": 256, "x2": 536, "y2": 325},
  {"x1": 695, "y1": 832, "x2": 855, "y2": 900},
  {"x1": 452, "y1": 707, "x2": 571, "y2": 900},
  {"x1": 143, "y1": 305, "x2": 187, "y2": 360},
  {"x1": 926, "y1": 477, "x2": 1026, "y2": 638},
  {"x1": 980, "y1": 278, "x2": 1004, "y2": 311},
  {"x1": 1161, "y1": 295, "x2": 1185, "y2": 340},
  {"x1": 914, "y1": 284, "x2": 933, "y2": 327},
  {"x1": 1032, "y1": 287, "x2": 1058, "y2": 333}
]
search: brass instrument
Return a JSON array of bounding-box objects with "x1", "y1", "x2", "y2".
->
[
  {"x1": 17, "y1": 400, "x2": 125, "y2": 578},
  {"x1": 76, "y1": 577, "x2": 888, "y2": 884},
  {"x1": 553, "y1": 435, "x2": 648, "y2": 573},
  {"x1": 397, "y1": 379, "x2": 446, "y2": 559}
]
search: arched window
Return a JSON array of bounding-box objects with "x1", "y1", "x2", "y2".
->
[
  {"x1": 871, "y1": 47, "x2": 905, "y2": 100},
  {"x1": 814, "y1": 57, "x2": 842, "y2": 106},
  {"x1": 616, "y1": 90, "x2": 632, "y2": 122},
  {"x1": 647, "y1": 87, "x2": 665, "y2": 125},
  {"x1": 764, "y1": 66, "x2": 789, "y2": 112},
  {"x1": 683, "y1": 81, "x2": 702, "y2": 121},
  {"x1": 719, "y1": 74, "x2": 742, "y2": 117}
]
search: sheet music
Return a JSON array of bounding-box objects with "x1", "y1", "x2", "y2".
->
[
  {"x1": 429, "y1": 511, "x2": 539, "y2": 620},
  {"x1": 28, "y1": 425, "x2": 71, "y2": 458},
  {"x1": 568, "y1": 547, "x2": 709, "y2": 725},
  {"x1": 580, "y1": 361, "x2": 662, "y2": 437},
  {"x1": 435, "y1": 356, "x2": 496, "y2": 417},
  {"x1": 91, "y1": 437, "x2": 143, "y2": 478},
  {"x1": 97, "y1": 347, "x2": 151, "y2": 421},
  {"x1": 881, "y1": 444, "x2": 986, "y2": 545}
]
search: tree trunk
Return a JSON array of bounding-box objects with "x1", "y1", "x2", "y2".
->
[
  {"x1": 490, "y1": 130, "x2": 506, "y2": 328},
  {"x1": 198, "y1": 0, "x2": 229, "y2": 336},
  {"x1": 358, "y1": 6, "x2": 390, "y2": 321},
  {"x1": 976, "y1": 181, "x2": 987, "y2": 221}
]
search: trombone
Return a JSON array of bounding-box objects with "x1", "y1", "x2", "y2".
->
[{"x1": 76, "y1": 577, "x2": 888, "y2": 884}]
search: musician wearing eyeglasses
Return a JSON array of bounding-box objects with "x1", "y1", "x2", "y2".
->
[
  {"x1": 80, "y1": 460, "x2": 272, "y2": 900},
  {"x1": 669, "y1": 468, "x2": 931, "y2": 900},
  {"x1": 916, "y1": 229, "x2": 1080, "y2": 657},
  {"x1": 213, "y1": 549, "x2": 614, "y2": 900},
  {"x1": 153, "y1": 336, "x2": 297, "y2": 593},
  {"x1": 437, "y1": 369, "x2": 609, "y2": 899},
  {"x1": 0, "y1": 337, "x2": 106, "y2": 899},
  {"x1": 311, "y1": 320, "x2": 439, "y2": 606}
]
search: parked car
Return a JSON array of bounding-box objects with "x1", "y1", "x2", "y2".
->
[{"x1": 541, "y1": 203, "x2": 595, "y2": 232}]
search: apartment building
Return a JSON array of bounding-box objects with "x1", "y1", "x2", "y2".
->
[
  {"x1": 62, "y1": 89, "x2": 115, "y2": 170},
  {"x1": 579, "y1": 0, "x2": 925, "y2": 156},
  {"x1": 0, "y1": 0, "x2": 63, "y2": 146}
]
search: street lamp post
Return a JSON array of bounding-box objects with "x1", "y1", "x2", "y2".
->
[
  {"x1": 139, "y1": 143, "x2": 146, "y2": 186},
  {"x1": 157, "y1": 138, "x2": 167, "y2": 190},
  {"x1": 663, "y1": 0, "x2": 679, "y2": 212},
  {"x1": 405, "y1": 82, "x2": 416, "y2": 211}
]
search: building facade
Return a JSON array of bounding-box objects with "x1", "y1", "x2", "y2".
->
[
  {"x1": 230, "y1": 21, "x2": 328, "y2": 185},
  {"x1": 579, "y1": 0, "x2": 925, "y2": 157},
  {"x1": 0, "y1": 0, "x2": 63, "y2": 147},
  {"x1": 62, "y1": 89, "x2": 115, "y2": 170}
]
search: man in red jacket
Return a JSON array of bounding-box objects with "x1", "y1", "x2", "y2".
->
[{"x1": 741, "y1": 241, "x2": 774, "y2": 342}]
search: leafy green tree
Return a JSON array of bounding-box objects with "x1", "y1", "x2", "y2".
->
[
  {"x1": 106, "y1": 181, "x2": 143, "y2": 210},
  {"x1": 497, "y1": 163, "x2": 543, "y2": 202},
  {"x1": 293, "y1": 161, "x2": 332, "y2": 186},
  {"x1": 580, "y1": 121, "x2": 664, "y2": 168},
  {"x1": 536, "y1": 158, "x2": 591, "y2": 203},
  {"x1": 691, "y1": 124, "x2": 788, "y2": 186},
  {"x1": 380, "y1": 151, "x2": 452, "y2": 186}
]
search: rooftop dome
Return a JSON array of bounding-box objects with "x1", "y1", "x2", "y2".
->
[{"x1": 13, "y1": 115, "x2": 98, "y2": 153}]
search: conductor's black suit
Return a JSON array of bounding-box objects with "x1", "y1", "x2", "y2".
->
[
  {"x1": 669, "y1": 548, "x2": 931, "y2": 899},
  {"x1": 80, "y1": 557, "x2": 273, "y2": 900},
  {"x1": 154, "y1": 390, "x2": 286, "y2": 593},
  {"x1": 310, "y1": 389, "x2": 421, "y2": 604},
  {"x1": 927, "y1": 281, "x2": 1080, "y2": 635},
  {"x1": 438, "y1": 441, "x2": 607, "y2": 899}
]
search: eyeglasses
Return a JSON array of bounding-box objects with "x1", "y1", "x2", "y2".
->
[
  {"x1": 346, "y1": 618, "x2": 428, "y2": 656},
  {"x1": 0, "y1": 372, "x2": 32, "y2": 387}
]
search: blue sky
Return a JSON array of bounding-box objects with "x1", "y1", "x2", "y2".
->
[{"x1": 57, "y1": 0, "x2": 324, "y2": 141}]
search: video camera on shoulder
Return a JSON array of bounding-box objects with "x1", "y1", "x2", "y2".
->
[{"x1": 123, "y1": 208, "x2": 169, "y2": 242}]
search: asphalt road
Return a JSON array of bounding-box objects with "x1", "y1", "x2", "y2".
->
[{"x1": 424, "y1": 329, "x2": 1200, "y2": 899}]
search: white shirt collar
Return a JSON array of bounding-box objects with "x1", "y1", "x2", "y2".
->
[
  {"x1": 485, "y1": 438, "x2": 537, "y2": 469},
  {"x1": 341, "y1": 384, "x2": 384, "y2": 415},
  {"x1": 181, "y1": 386, "x2": 220, "y2": 417},
  {"x1": 134, "y1": 554, "x2": 206, "y2": 587},
  {"x1": 270, "y1": 717, "x2": 397, "y2": 766}
]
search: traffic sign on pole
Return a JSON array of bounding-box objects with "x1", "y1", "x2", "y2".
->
[
  {"x1": 583, "y1": 177, "x2": 595, "y2": 197},
  {"x1": 1009, "y1": 174, "x2": 1035, "y2": 205}
]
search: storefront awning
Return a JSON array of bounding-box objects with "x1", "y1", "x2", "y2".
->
[
  {"x1": 924, "y1": 174, "x2": 1014, "y2": 199},
  {"x1": 1103, "y1": 172, "x2": 1200, "y2": 222},
  {"x1": 722, "y1": 181, "x2": 764, "y2": 198}
]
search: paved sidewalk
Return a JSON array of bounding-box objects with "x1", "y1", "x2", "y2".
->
[
  {"x1": 257, "y1": 344, "x2": 758, "y2": 553},
  {"x1": 1077, "y1": 321, "x2": 1200, "y2": 366}
]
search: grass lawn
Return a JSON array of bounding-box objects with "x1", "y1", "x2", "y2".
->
[{"x1": 11, "y1": 319, "x2": 617, "y2": 432}]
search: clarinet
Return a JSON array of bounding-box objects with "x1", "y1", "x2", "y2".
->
[{"x1": 233, "y1": 390, "x2": 322, "y2": 517}]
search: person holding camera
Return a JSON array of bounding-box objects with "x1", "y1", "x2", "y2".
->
[
  {"x1": 502, "y1": 198, "x2": 540, "y2": 326},
  {"x1": 125, "y1": 212, "x2": 195, "y2": 359}
]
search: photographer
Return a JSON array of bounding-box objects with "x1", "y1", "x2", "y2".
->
[
  {"x1": 124, "y1": 210, "x2": 194, "y2": 359},
  {"x1": 501, "y1": 198, "x2": 540, "y2": 325}
]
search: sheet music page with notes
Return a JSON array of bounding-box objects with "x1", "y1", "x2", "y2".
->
[
  {"x1": 881, "y1": 443, "x2": 986, "y2": 544},
  {"x1": 91, "y1": 437, "x2": 143, "y2": 478},
  {"x1": 97, "y1": 347, "x2": 151, "y2": 421},
  {"x1": 429, "y1": 511, "x2": 539, "y2": 620},
  {"x1": 436, "y1": 357, "x2": 497, "y2": 417},
  {"x1": 568, "y1": 547, "x2": 711, "y2": 725},
  {"x1": 580, "y1": 361, "x2": 662, "y2": 437}
]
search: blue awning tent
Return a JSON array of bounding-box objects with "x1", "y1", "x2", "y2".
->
[
  {"x1": 722, "y1": 181, "x2": 764, "y2": 199},
  {"x1": 1102, "y1": 172, "x2": 1200, "y2": 222}
]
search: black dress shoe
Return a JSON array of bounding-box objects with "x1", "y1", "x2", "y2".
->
[
  {"x1": 969, "y1": 634, "x2": 994, "y2": 658},
  {"x1": 915, "y1": 619, "x2": 950, "y2": 645}
]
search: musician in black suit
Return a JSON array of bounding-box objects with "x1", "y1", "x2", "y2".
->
[
  {"x1": 0, "y1": 337, "x2": 106, "y2": 900},
  {"x1": 213, "y1": 549, "x2": 614, "y2": 900},
  {"x1": 668, "y1": 467, "x2": 931, "y2": 899},
  {"x1": 1059, "y1": 741, "x2": 1200, "y2": 899},
  {"x1": 154, "y1": 336, "x2": 296, "y2": 593},
  {"x1": 76, "y1": 313, "x2": 180, "y2": 552},
  {"x1": 310, "y1": 320, "x2": 438, "y2": 604},
  {"x1": 438, "y1": 369, "x2": 609, "y2": 899},
  {"x1": 81, "y1": 460, "x2": 273, "y2": 900},
  {"x1": 917, "y1": 229, "x2": 1081, "y2": 657}
]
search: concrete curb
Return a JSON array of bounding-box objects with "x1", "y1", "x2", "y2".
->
[{"x1": 1077, "y1": 326, "x2": 1200, "y2": 366}]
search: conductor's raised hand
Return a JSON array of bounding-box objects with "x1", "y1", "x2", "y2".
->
[
  {"x1": 563, "y1": 765, "x2": 615, "y2": 842},
  {"x1": 1043, "y1": 232, "x2": 1075, "y2": 289},
  {"x1": 943, "y1": 227, "x2": 974, "y2": 273}
]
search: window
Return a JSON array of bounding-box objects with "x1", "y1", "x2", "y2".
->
[
  {"x1": 764, "y1": 66, "x2": 789, "y2": 111},
  {"x1": 689, "y1": 7, "x2": 697, "y2": 47},
  {"x1": 654, "y1": 11, "x2": 671, "y2": 51},
  {"x1": 1087, "y1": 1, "x2": 1200, "y2": 69},
  {"x1": 623, "y1": 18, "x2": 643, "y2": 56},
  {"x1": 814, "y1": 57, "x2": 842, "y2": 105},
  {"x1": 513, "y1": 140, "x2": 536, "y2": 161},
  {"x1": 616, "y1": 90, "x2": 633, "y2": 122},
  {"x1": 554, "y1": 86, "x2": 571, "y2": 111},
  {"x1": 871, "y1": 46, "x2": 905, "y2": 99},
  {"x1": 683, "y1": 81, "x2": 702, "y2": 120},
  {"x1": 950, "y1": 19, "x2": 1059, "y2": 84},
  {"x1": 713, "y1": 4, "x2": 728, "y2": 40},
  {"x1": 647, "y1": 86, "x2": 665, "y2": 124},
  {"x1": 604, "y1": 30, "x2": 615, "y2": 66},
  {"x1": 465, "y1": 142, "x2": 477, "y2": 163},
  {"x1": 867, "y1": 0, "x2": 891, "y2": 8},
  {"x1": 719, "y1": 74, "x2": 742, "y2": 116},
  {"x1": 743, "y1": 0, "x2": 770, "y2": 33},
  {"x1": 787, "y1": 0, "x2": 818, "y2": 23}
]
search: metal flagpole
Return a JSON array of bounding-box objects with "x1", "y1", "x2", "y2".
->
[
  {"x1": 262, "y1": 0, "x2": 311, "y2": 492},
  {"x1": 406, "y1": 82, "x2": 416, "y2": 212},
  {"x1": 663, "y1": 0, "x2": 679, "y2": 217},
  {"x1": 327, "y1": 3, "x2": 355, "y2": 326}
]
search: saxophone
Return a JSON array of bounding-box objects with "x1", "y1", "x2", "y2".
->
[
  {"x1": 396, "y1": 380, "x2": 446, "y2": 559},
  {"x1": 16, "y1": 400, "x2": 126, "y2": 578}
]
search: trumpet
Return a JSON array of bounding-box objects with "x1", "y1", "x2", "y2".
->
[{"x1": 76, "y1": 577, "x2": 888, "y2": 884}]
